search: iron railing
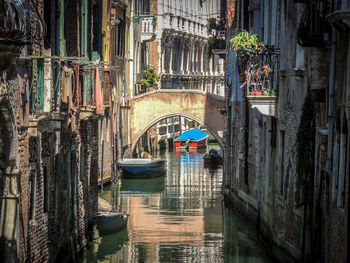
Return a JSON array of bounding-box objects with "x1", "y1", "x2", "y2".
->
[
  {"x1": 237, "y1": 47, "x2": 279, "y2": 96},
  {"x1": 0, "y1": 0, "x2": 46, "y2": 43}
]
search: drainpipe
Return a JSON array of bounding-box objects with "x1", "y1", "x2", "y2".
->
[
  {"x1": 260, "y1": 0, "x2": 264, "y2": 40},
  {"x1": 325, "y1": 25, "x2": 337, "y2": 263},
  {"x1": 325, "y1": 1, "x2": 340, "y2": 261},
  {"x1": 55, "y1": 0, "x2": 61, "y2": 112},
  {"x1": 326, "y1": 25, "x2": 336, "y2": 179}
]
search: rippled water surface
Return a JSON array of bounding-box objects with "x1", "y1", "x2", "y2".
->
[{"x1": 83, "y1": 148, "x2": 272, "y2": 263}]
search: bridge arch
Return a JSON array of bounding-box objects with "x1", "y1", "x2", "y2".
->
[
  {"x1": 131, "y1": 112, "x2": 224, "y2": 153},
  {"x1": 129, "y1": 90, "x2": 225, "y2": 154}
]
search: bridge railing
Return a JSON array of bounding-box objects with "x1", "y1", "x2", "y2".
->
[{"x1": 133, "y1": 73, "x2": 225, "y2": 97}]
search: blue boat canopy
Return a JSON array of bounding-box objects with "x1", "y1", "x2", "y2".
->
[{"x1": 175, "y1": 129, "x2": 208, "y2": 141}]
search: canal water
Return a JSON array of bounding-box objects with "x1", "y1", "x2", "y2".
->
[{"x1": 83, "y1": 148, "x2": 273, "y2": 263}]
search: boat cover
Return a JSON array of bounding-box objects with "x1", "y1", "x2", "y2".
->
[{"x1": 175, "y1": 129, "x2": 208, "y2": 141}]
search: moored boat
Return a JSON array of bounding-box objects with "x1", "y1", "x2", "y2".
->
[
  {"x1": 96, "y1": 212, "x2": 129, "y2": 234},
  {"x1": 118, "y1": 158, "x2": 166, "y2": 178},
  {"x1": 174, "y1": 129, "x2": 209, "y2": 150},
  {"x1": 203, "y1": 148, "x2": 223, "y2": 165}
]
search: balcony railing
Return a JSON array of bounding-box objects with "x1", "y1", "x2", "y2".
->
[
  {"x1": 0, "y1": 0, "x2": 46, "y2": 43},
  {"x1": 141, "y1": 16, "x2": 156, "y2": 42},
  {"x1": 236, "y1": 48, "x2": 279, "y2": 96}
]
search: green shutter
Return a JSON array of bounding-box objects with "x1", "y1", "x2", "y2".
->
[
  {"x1": 60, "y1": 0, "x2": 66, "y2": 56},
  {"x1": 33, "y1": 59, "x2": 44, "y2": 113},
  {"x1": 81, "y1": 0, "x2": 88, "y2": 58}
]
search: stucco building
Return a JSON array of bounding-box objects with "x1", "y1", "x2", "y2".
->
[{"x1": 148, "y1": 0, "x2": 225, "y2": 94}]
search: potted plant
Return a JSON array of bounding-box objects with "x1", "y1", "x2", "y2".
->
[
  {"x1": 230, "y1": 31, "x2": 277, "y2": 97},
  {"x1": 230, "y1": 30, "x2": 266, "y2": 54},
  {"x1": 140, "y1": 67, "x2": 159, "y2": 91}
]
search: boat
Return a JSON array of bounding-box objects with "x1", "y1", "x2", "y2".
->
[
  {"x1": 203, "y1": 148, "x2": 223, "y2": 165},
  {"x1": 118, "y1": 158, "x2": 166, "y2": 178},
  {"x1": 174, "y1": 129, "x2": 209, "y2": 150},
  {"x1": 96, "y1": 212, "x2": 129, "y2": 234}
]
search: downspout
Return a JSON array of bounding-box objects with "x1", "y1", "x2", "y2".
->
[
  {"x1": 325, "y1": 24, "x2": 337, "y2": 263},
  {"x1": 260, "y1": 0, "x2": 264, "y2": 40},
  {"x1": 55, "y1": 0, "x2": 61, "y2": 112}
]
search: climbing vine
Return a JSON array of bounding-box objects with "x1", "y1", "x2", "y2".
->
[{"x1": 295, "y1": 96, "x2": 315, "y2": 207}]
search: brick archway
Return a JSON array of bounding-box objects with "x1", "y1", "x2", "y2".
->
[{"x1": 130, "y1": 90, "x2": 225, "y2": 152}]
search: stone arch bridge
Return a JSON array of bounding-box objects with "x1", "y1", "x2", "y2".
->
[{"x1": 130, "y1": 89, "x2": 226, "y2": 152}]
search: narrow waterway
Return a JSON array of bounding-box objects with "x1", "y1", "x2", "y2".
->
[{"x1": 83, "y1": 147, "x2": 273, "y2": 263}]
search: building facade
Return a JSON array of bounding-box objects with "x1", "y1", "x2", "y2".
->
[
  {"x1": 0, "y1": 0, "x2": 133, "y2": 261},
  {"x1": 149, "y1": 0, "x2": 225, "y2": 95},
  {"x1": 224, "y1": 0, "x2": 350, "y2": 262}
]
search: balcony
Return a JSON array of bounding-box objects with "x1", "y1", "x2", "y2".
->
[
  {"x1": 141, "y1": 16, "x2": 156, "y2": 43},
  {"x1": 0, "y1": 0, "x2": 45, "y2": 44},
  {"x1": 238, "y1": 46, "x2": 279, "y2": 116},
  {"x1": 296, "y1": 0, "x2": 331, "y2": 47},
  {"x1": 0, "y1": 0, "x2": 45, "y2": 68}
]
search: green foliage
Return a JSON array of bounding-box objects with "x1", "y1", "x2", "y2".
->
[
  {"x1": 140, "y1": 67, "x2": 159, "y2": 89},
  {"x1": 263, "y1": 88, "x2": 276, "y2": 96},
  {"x1": 207, "y1": 36, "x2": 216, "y2": 58},
  {"x1": 295, "y1": 96, "x2": 315, "y2": 208},
  {"x1": 230, "y1": 30, "x2": 265, "y2": 54},
  {"x1": 207, "y1": 18, "x2": 217, "y2": 35}
]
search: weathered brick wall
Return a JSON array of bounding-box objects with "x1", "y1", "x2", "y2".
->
[
  {"x1": 1, "y1": 0, "x2": 104, "y2": 261},
  {"x1": 17, "y1": 128, "x2": 30, "y2": 262},
  {"x1": 98, "y1": 116, "x2": 114, "y2": 181},
  {"x1": 1, "y1": 66, "x2": 31, "y2": 262},
  {"x1": 150, "y1": 0, "x2": 158, "y2": 15},
  {"x1": 90, "y1": 119, "x2": 99, "y2": 220},
  {"x1": 27, "y1": 133, "x2": 50, "y2": 263},
  {"x1": 80, "y1": 118, "x2": 98, "y2": 230},
  {"x1": 326, "y1": 31, "x2": 350, "y2": 263},
  {"x1": 149, "y1": 42, "x2": 159, "y2": 74}
]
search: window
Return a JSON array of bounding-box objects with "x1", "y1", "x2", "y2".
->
[
  {"x1": 115, "y1": 11, "x2": 126, "y2": 58},
  {"x1": 43, "y1": 0, "x2": 52, "y2": 50}
]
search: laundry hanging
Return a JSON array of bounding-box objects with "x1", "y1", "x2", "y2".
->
[{"x1": 95, "y1": 67, "x2": 104, "y2": 114}]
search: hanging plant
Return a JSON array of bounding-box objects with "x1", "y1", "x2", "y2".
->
[
  {"x1": 295, "y1": 96, "x2": 315, "y2": 207},
  {"x1": 229, "y1": 30, "x2": 265, "y2": 54},
  {"x1": 207, "y1": 18, "x2": 217, "y2": 35}
]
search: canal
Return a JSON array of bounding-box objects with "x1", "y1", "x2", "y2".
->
[{"x1": 83, "y1": 148, "x2": 273, "y2": 263}]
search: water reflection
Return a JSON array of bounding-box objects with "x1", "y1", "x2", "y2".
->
[
  {"x1": 84, "y1": 149, "x2": 272, "y2": 263},
  {"x1": 121, "y1": 176, "x2": 166, "y2": 193}
]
